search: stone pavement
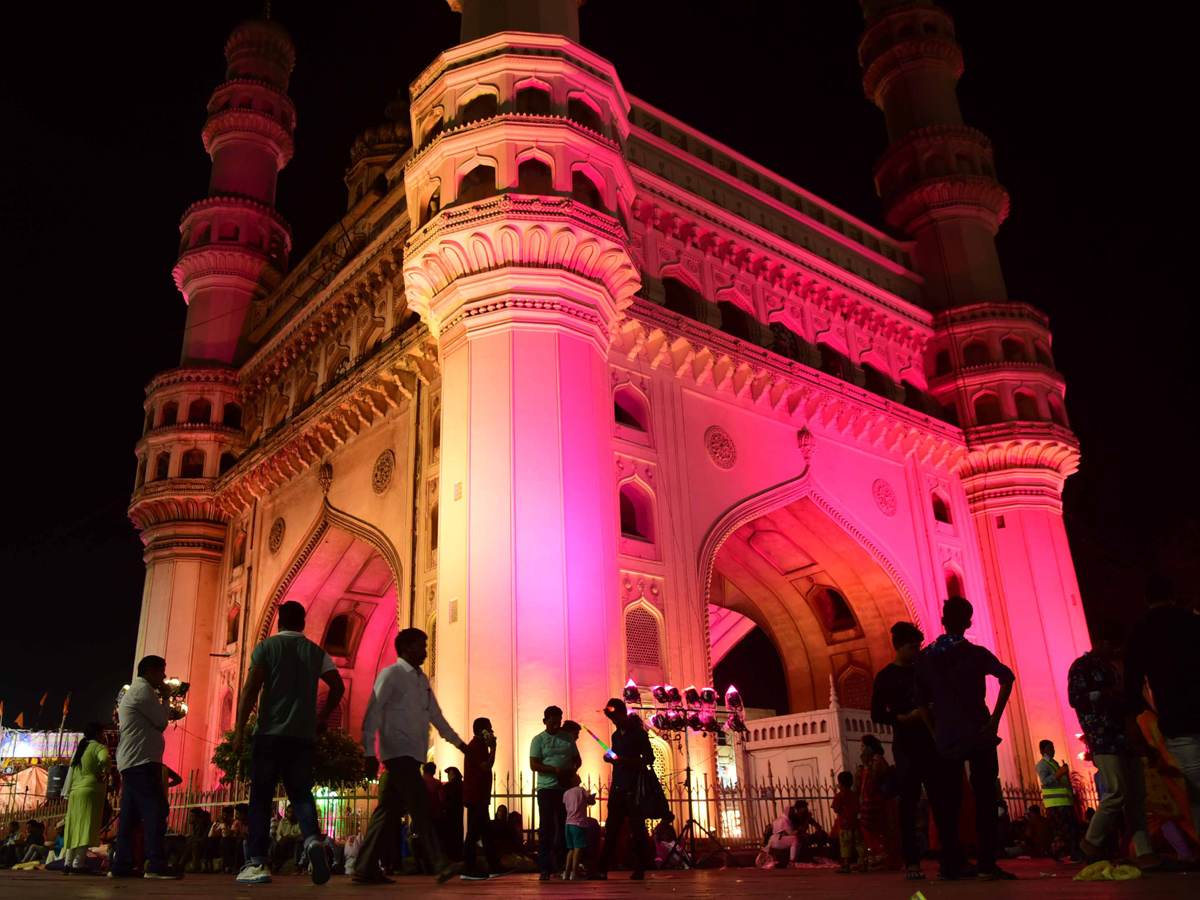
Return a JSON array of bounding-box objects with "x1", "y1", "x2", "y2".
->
[{"x1": 1, "y1": 860, "x2": 1195, "y2": 900}]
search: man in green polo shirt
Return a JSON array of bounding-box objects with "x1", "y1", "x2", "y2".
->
[
  {"x1": 529, "y1": 706, "x2": 579, "y2": 880},
  {"x1": 232, "y1": 601, "x2": 344, "y2": 886}
]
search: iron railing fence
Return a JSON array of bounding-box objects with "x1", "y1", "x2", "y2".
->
[{"x1": 4, "y1": 773, "x2": 1102, "y2": 855}]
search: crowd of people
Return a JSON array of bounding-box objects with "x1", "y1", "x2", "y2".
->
[{"x1": 13, "y1": 578, "x2": 1197, "y2": 884}]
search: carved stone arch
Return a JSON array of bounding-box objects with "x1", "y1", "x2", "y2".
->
[
  {"x1": 568, "y1": 159, "x2": 613, "y2": 210},
  {"x1": 714, "y1": 284, "x2": 755, "y2": 317},
  {"x1": 513, "y1": 74, "x2": 553, "y2": 95},
  {"x1": 254, "y1": 498, "x2": 404, "y2": 643},
  {"x1": 616, "y1": 471, "x2": 657, "y2": 544},
  {"x1": 456, "y1": 84, "x2": 501, "y2": 120},
  {"x1": 565, "y1": 87, "x2": 604, "y2": 118},
  {"x1": 658, "y1": 262, "x2": 703, "y2": 295},
  {"x1": 696, "y1": 471, "x2": 921, "y2": 634},
  {"x1": 453, "y1": 152, "x2": 500, "y2": 180}
]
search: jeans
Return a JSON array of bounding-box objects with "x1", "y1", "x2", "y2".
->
[
  {"x1": 598, "y1": 788, "x2": 648, "y2": 873},
  {"x1": 358, "y1": 757, "x2": 446, "y2": 876},
  {"x1": 1164, "y1": 733, "x2": 1200, "y2": 841},
  {"x1": 536, "y1": 788, "x2": 567, "y2": 874},
  {"x1": 248, "y1": 734, "x2": 319, "y2": 865},
  {"x1": 894, "y1": 744, "x2": 942, "y2": 868},
  {"x1": 930, "y1": 744, "x2": 1000, "y2": 873},
  {"x1": 113, "y1": 762, "x2": 170, "y2": 875},
  {"x1": 462, "y1": 802, "x2": 502, "y2": 874},
  {"x1": 1086, "y1": 754, "x2": 1151, "y2": 857}
]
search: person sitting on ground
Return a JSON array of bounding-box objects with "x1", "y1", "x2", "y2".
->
[
  {"x1": 19, "y1": 820, "x2": 48, "y2": 864},
  {"x1": 767, "y1": 804, "x2": 804, "y2": 868},
  {"x1": 274, "y1": 805, "x2": 302, "y2": 872},
  {"x1": 0, "y1": 821, "x2": 20, "y2": 869},
  {"x1": 210, "y1": 805, "x2": 244, "y2": 874},
  {"x1": 790, "y1": 800, "x2": 832, "y2": 858},
  {"x1": 1023, "y1": 805, "x2": 1055, "y2": 857},
  {"x1": 563, "y1": 772, "x2": 595, "y2": 881},
  {"x1": 184, "y1": 808, "x2": 210, "y2": 872},
  {"x1": 833, "y1": 772, "x2": 866, "y2": 874}
]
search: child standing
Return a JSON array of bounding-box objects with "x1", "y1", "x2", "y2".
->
[
  {"x1": 833, "y1": 771, "x2": 866, "y2": 873},
  {"x1": 562, "y1": 773, "x2": 595, "y2": 881}
]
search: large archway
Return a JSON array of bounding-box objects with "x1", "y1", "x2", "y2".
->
[
  {"x1": 256, "y1": 503, "x2": 403, "y2": 740},
  {"x1": 706, "y1": 493, "x2": 913, "y2": 714}
]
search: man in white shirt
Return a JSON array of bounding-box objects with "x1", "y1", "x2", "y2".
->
[
  {"x1": 111, "y1": 655, "x2": 179, "y2": 879},
  {"x1": 354, "y1": 628, "x2": 467, "y2": 884}
]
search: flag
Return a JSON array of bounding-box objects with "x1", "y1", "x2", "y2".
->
[
  {"x1": 40, "y1": 692, "x2": 48, "y2": 707},
  {"x1": 62, "y1": 694, "x2": 71, "y2": 717},
  {"x1": 15, "y1": 712, "x2": 23, "y2": 728}
]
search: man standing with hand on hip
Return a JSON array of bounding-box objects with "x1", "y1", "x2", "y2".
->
[
  {"x1": 355, "y1": 628, "x2": 467, "y2": 885},
  {"x1": 233, "y1": 601, "x2": 345, "y2": 886}
]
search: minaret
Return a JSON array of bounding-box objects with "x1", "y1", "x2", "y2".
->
[
  {"x1": 404, "y1": 0, "x2": 638, "y2": 782},
  {"x1": 126, "y1": 17, "x2": 294, "y2": 780},
  {"x1": 859, "y1": 1, "x2": 1090, "y2": 777},
  {"x1": 174, "y1": 18, "x2": 295, "y2": 365}
]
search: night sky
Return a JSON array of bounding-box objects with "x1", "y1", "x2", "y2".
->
[{"x1": 1, "y1": 2, "x2": 1192, "y2": 729}]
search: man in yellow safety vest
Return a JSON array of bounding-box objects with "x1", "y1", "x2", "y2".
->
[{"x1": 1035, "y1": 740, "x2": 1078, "y2": 860}]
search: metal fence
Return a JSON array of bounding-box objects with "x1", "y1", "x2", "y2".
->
[{"x1": 4, "y1": 772, "x2": 1101, "y2": 855}]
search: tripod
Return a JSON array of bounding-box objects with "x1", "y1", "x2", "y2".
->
[{"x1": 660, "y1": 733, "x2": 737, "y2": 870}]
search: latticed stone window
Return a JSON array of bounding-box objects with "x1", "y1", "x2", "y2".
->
[
  {"x1": 838, "y1": 666, "x2": 873, "y2": 711},
  {"x1": 625, "y1": 607, "x2": 661, "y2": 669},
  {"x1": 650, "y1": 736, "x2": 669, "y2": 783}
]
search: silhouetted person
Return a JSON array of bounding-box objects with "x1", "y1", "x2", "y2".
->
[
  {"x1": 529, "y1": 705, "x2": 575, "y2": 880},
  {"x1": 1069, "y1": 620, "x2": 1158, "y2": 865},
  {"x1": 1125, "y1": 575, "x2": 1200, "y2": 836},
  {"x1": 871, "y1": 621, "x2": 937, "y2": 880},
  {"x1": 233, "y1": 600, "x2": 344, "y2": 885},
  {"x1": 595, "y1": 698, "x2": 654, "y2": 880},
  {"x1": 915, "y1": 597, "x2": 1016, "y2": 880}
]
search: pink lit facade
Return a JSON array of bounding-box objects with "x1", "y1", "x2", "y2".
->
[{"x1": 128, "y1": 0, "x2": 1088, "y2": 789}]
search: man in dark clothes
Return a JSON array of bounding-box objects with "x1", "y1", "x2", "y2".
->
[
  {"x1": 915, "y1": 597, "x2": 1017, "y2": 881},
  {"x1": 872, "y1": 621, "x2": 940, "y2": 880},
  {"x1": 595, "y1": 698, "x2": 655, "y2": 880},
  {"x1": 1125, "y1": 575, "x2": 1200, "y2": 837}
]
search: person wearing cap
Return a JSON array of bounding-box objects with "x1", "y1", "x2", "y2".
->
[{"x1": 594, "y1": 698, "x2": 655, "y2": 880}]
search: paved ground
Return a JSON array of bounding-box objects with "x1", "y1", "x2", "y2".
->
[{"x1": 2, "y1": 860, "x2": 1195, "y2": 899}]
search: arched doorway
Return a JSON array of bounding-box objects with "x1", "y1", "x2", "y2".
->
[
  {"x1": 256, "y1": 504, "x2": 402, "y2": 741},
  {"x1": 705, "y1": 492, "x2": 914, "y2": 714}
]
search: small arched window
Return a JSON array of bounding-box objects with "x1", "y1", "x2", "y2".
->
[
  {"x1": 188, "y1": 398, "x2": 212, "y2": 423},
  {"x1": 421, "y1": 189, "x2": 441, "y2": 226},
  {"x1": 839, "y1": 666, "x2": 874, "y2": 711},
  {"x1": 459, "y1": 93, "x2": 498, "y2": 125},
  {"x1": 1048, "y1": 395, "x2": 1068, "y2": 427},
  {"x1": 820, "y1": 720, "x2": 827, "y2": 734},
  {"x1": 625, "y1": 605, "x2": 662, "y2": 683},
  {"x1": 135, "y1": 456, "x2": 147, "y2": 488},
  {"x1": 571, "y1": 170, "x2": 604, "y2": 211},
  {"x1": 902, "y1": 381, "x2": 924, "y2": 410},
  {"x1": 1014, "y1": 390, "x2": 1040, "y2": 421},
  {"x1": 973, "y1": 393, "x2": 1003, "y2": 426},
  {"x1": 662, "y1": 277, "x2": 706, "y2": 319},
  {"x1": 161, "y1": 401, "x2": 178, "y2": 427},
  {"x1": 962, "y1": 340, "x2": 990, "y2": 367},
  {"x1": 932, "y1": 493, "x2": 952, "y2": 525},
  {"x1": 420, "y1": 116, "x2": 443, "y2": 148},
  {"x1": 429, "y1": 500, "x2": 440, "y2": 566},
  {"x1": 934, "y1": 350, "x2": 952, "y2": 376},
  {"x1": 231, "y1": 529, "x2": 246, "y2": 568},
  {"x1": 180, "y1": 449, "x2": 206, "y2": 478},
  {"x1": 567, "y1": 96, "x2": 604, "y2": 133},
  {"x1": 323, "y1": 613, "x2": 359, "y2": 658},
  {"x1": 144, "y1": 406, "x2": 155, "y2": 434},
  {"x1": 819, "y1": 344, "x2": 849, "y2": 379},
  {"x1": 223, "y1": 403, "x2": 243, "y2": 429},
  {"x1": 220, "y1": 690, "x2": 234, "y2": 734},
  {"x1": 457, "y1": 164, "x2": 497, "y2": 204},
  {"x1": 1001, "y1": 337, "x2": 1027, "y2": 362},
  {"x1": 946, "y1": 569, "x2": 964, "y2": 599},
  {"x1": 514, "y1": 85, "x2": 552, "y2": 116},
  {"x1": 1035, "y1": 343, "x2": 1054, "y2": 368},
  {"x1": 811, "y1": 586, "x2": 857, "y2": 633},
  {"x1": 154, "y1": 451, "x2": 171, "y2": 481},
  {"x1": 618, "y1": 482, "x2": 655, "y2": 543},
  {"x1": 613, "y1": 386, "x2": 649, "y2": 432},
  {"x1": 430, "y1": 394, "x2": 443, "y2": 457},
  {"x1": 517, "y1": 158, "x2": 554, "y2": 194},
  {"x1": 226, "y1": 605, "x2": 240, "y2": 645}
]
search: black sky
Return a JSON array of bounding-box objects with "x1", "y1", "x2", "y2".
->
[{"x1": 0, "y1": 2, "x2": 1192, "y2": 729}]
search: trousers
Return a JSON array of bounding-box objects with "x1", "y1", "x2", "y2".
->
[
  {"x1": 929, "y1": 744, "x2": 1000, "y2": 873},
  {"x1": 112, "y1": 763, "x2": 169, "y2": 875},
  {"x1": 247, "y1": 734, "x2": 319, "y2": 865},
  {"x1": 358, "y1": 757, "x2": 446, "y2": 876}
]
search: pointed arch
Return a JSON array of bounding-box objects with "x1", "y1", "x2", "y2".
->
[{"x1": 254, "y1": 499, "x2": 405, "y2": 643}]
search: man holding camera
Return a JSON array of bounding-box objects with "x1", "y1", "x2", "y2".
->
[{"x1": 111, "y1": 655, "x2": 178, "y2": 879}]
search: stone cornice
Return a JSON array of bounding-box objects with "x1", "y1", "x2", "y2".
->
[
  {"x1": 407, "y1": 110, "x2": 621, "y2": 172},
  {"x1": 932, "y1": 301, "x2": 1050, "y2": 331},
  {"x1": 884, "y1": 175, "x2": 1010, "y2": 233},
  {"x1": 872, "y1": 124, "x2": 993, "y2": 177},
  {"x1": 179, "y1": 195, "x2": 292, "y2": 235},
  {"x1": 403, "y1": 194, "x2": 640, "y2": 331},
  {"x1": 215, "y1": 328, "x2": 437, "y2": 515},
  {"x1": 956, "y1": 424, "x2": 1081, "y2": 512},
  {"x1": 128, "y1": 480, "x2": 229, "y2": 532},
  {"x1": 928, "y1": 361, "x2": 1064, "y2": 393},
  {"x1": 202, "y1": 108, "x2": 295, "y2": 167},
  {"x1": 145, "y1": 366, "x2": 240, "y2": 394},
  {"x1": 616, "y1": 299, "x2": 965, "y2": 470}
]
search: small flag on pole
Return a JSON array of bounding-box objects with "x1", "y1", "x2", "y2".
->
[
  {"x1": 40, "y1": 692, "x2": 48, "y2": 707},
  {"x1": 15, "y1": 712, "x2": 24, "y2": 728},
  {"x1": 62, "y1": 694, "x2": 71, "y2": 717}
]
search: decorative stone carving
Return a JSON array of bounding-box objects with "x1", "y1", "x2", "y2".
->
[
  {"x1": 705, "y1": 425, "x2": 737, "y2": 469},
  {"x1": 798, "y1": 426, "x2": 817, "y2": 462},
  {"x1": 873, "y1": 478, "x2": 897, "y2": 517},
  {"x1": 317, "y1": 462, "x2": 333, "y2": 494},
  {"x1": 268, "y1": 517, "x2": 286, "y2": 553},
  {"x1": 372, "y1": 450, "x2": 395, "y2": 494}
]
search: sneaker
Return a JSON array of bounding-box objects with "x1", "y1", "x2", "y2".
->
[
  {"x1": 539, "y1": 872, "x2": 551, "y2": 881},
  {"x1": 237, "y1": 863, "x2": 273, "y2": 885},
  {"x1": 306, "y1": 839, "x2": 330, "y2": 886},
  {"x1": 460, "y1": 872, "x2": 489, "y2": 881},
  {"x1": 144, "y1": 870, "x2": 184, "y2": 880},
  {"x1": 489, "y1": 869, "x2": 517, "y2": 878},
  {"x1": 979, "y1": 867, "x2": 1018, "y2": 881}
]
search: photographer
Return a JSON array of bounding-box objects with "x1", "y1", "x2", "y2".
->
[{"x1": 460, "y1": 718, "x2": 511, "y2": 880}]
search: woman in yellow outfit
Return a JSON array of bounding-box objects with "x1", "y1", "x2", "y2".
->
[{"x1": 62, "y1": 723, "x2": 110, "y2": 874}]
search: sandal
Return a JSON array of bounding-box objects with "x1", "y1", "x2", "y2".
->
[{"x1": 905, "y1": 868, "x2": 926, "y2": 881}]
